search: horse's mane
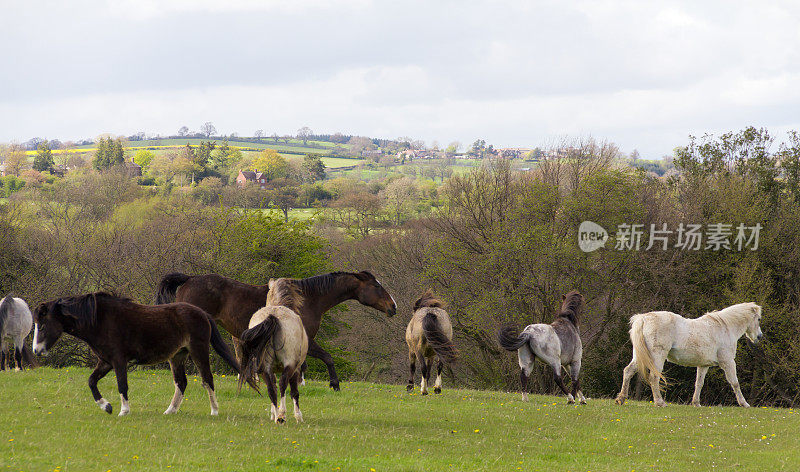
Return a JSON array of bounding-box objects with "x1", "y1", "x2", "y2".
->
[
  {"x1": 414, "y1": 289, "x2": 446, "y2": 311},
  {"x1": 291, "y1": 271, "x2": 377, "y2": 296},
  {"x1": 556, "y1": 290, "x2": 583, "y2": 326},
  {"x1": 266, "y1": 278, "x2": 304, "y2": 312},
  {"x1": 703, "y1": 302, "x2": 759, "y2": 330},
  {"x1": 56, "y1": 292, "x2": 131, "y2": 329}
]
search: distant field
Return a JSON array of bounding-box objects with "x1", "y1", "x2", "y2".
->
[
  {"x1": 1, "y1": 367, "x2": 798, "y2": 471},
  {"x1": 73, "y1": 138, "x2": 340, "y2": 155}
]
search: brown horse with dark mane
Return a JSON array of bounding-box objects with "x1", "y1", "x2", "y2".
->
[
  {"x1": 405, "y1": 290, "x2": 457, "y2": 395},
  {"x1": 32, "y1": 292, "x2": 257, "y2": 416},
  {"x1": 155, "y1": 270, "x2": 397, "y2": 390}
]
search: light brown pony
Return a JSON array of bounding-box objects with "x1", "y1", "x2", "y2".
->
[
  {"x1": 405, "y1": 290, "x2": 457, "y2": 395},
  {"x1": 238, "y1": 278, "x2": 308, "y2": 424}
]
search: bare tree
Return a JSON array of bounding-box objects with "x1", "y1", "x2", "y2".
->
[
  {"x1": 200, "y1": 122, "x2": 217, "y2": 138},
  {"x1": 254, "y1": 130, "x2": 265, "y2": 142},
  {"x1": 297, "y1": 126, "x2": 312, "y2": 146},
  {"x1": 177, "y1": 126, "x2": 189, "y2": 137}
]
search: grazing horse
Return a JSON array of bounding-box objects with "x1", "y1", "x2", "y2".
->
[
  {"x1": 498, "y1": 291, "x2": 586, "y2": 404},
  {"x1": 238, "y1": 278, "x2": 308, "y2": 424},
  {"x1": 32, "y1": 292, "x2": 257, "y2": 416},
  {"x1": 615, "y1": 302, "x2": 763, "y2": 407},
  {"x1": 405, "y1": 290, "x2": 457, "y2": 395},
  {"x1": 0, "y1": 295, "x2": 36, "y2": 371},
  {"x1": 155, "y1": 270, "x2": 397, "y2": 390}
]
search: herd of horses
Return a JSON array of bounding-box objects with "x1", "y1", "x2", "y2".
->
[{"x1": 0, "y1": 270, "x2": 765, "y2": 423}]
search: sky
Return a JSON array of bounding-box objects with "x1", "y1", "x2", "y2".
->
[{"x1": 1, "y1": 0, "x2": 799, "y2": 157}]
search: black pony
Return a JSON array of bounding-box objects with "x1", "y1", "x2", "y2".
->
[{"x1": 33, "y1": 292, "x2": 258, "y2": 416}]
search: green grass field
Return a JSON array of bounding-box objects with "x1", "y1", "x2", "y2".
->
[
  {"x1": 1, "y1": 368, "x2": 797, "y2": 471},
  {"x1": 72, "y1": 139, "x2": 339, "y2": 155}
]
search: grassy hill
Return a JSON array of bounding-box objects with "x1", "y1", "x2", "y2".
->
[{"x1": 1, "y1": 367, "x2": 797, "y2": 471}]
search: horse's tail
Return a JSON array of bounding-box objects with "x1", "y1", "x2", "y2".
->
[
  {"x1": 630, "y1": 314, "x2": 665, "y2": 390},
  {"x1": 205, "y1": 313, "x2": 259, "y2": 394},
  {"x1": 154, "y1": 272, "x2": 193, "y2": 304},
  {"x1": 237, "y1": 315, "x2": 280, "y2": 394},
  {"x1": 422, "y1": 312, "x2": 458, "y2": 363},
  {"x1": 22, "y1": 344, "x2": 38, "y2": 368},
  {"x1": 0, "y1": 295, "x2": 13, "y2": 336},
  {"x1": 497, "y1": 325, "x2": 531, "y2": 351}
]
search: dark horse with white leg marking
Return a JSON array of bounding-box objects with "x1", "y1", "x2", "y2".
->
[
  {"x1": 498, "y1": 290, "x2": 587, "y2": 404},
  {"x1": 154, "y1": 271, "x2": 397, "y2": 390},
  {"x1": 32, "y1": 292, "x2": 258, "y2": 416}
]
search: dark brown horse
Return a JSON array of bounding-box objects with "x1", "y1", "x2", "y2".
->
[
  {"x1": 155, "y1": 270, "x2": 397, "y2": 390},
  {"x1": 33, "y1": 292, "x2": 257, "y2": 416}
]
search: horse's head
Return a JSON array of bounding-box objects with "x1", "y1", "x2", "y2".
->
[
  {"x1": 353, "y1": 271, "x2": 396, "y2": 317},
  {"x1": 33, "y1": 293, "x2": 98, "y2": 356},
  {"x1": 745, "y1": 303, "x2": 764, "y2": 343}
]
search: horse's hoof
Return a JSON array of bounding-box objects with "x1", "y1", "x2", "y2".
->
[
  {"x1": 655, "y1": 401, "x2": 667, "y2": 407},
  {"x1": 434, "y1": 387, "x2": 441, "y2": 394},
  {"x1": 422, "y1": 390, "x2": 428, "y2": 396},
  {"x1": 104, "y1": 404, "x2": 113, "y2": 414},
  {"x1": 118, "y1": 409, "x2": 130, "y2": 417},
  {"x1": 276, "y1": 417, "x2": 285, "y2": 424},
  {"x1": 330, "y1": 381, "x2": 340, "y2": 391},
  {"x1": 614, "y1": 397, "x2": 626, "y2": 405},
  {"x1": 580, "y1": 400, "x2": 587, "y2": 405},
  {"x1": 741, "y1": 403, "x2": 751, "y2": 408},
  {"x1": 691, "y1": 402, "x2": 701, "y2": 407},
  {"x1": 406, "y1": 384, "x2": 413, "y2": 392},
  {"x1": 567, "y1": 399, "x2": 575, "y2": 404}
]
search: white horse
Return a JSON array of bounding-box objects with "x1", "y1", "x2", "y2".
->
[
  {"x1": 0, "y1": 295, "x2": 35, "y2": 371},
  {"x1": 615, "y1": 302, "x2": 763, "y2": 407}
]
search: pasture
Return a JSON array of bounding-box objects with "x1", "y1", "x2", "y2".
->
[{"x1": 1, "y1": 368, "x2": 797, "y2": 471}]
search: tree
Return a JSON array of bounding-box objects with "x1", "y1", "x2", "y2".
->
[
  {"x1": 445, "y1": 141, "x2": 461, "y2": 157},
  {"x1": 178, "y1": 126, "x2": 189, "y2": 137},
  {"x1": 252, "y1": 149, "x2": 289, "y2": 181},
  {"x1": 1, "y1": 143, "x2": 26, "y2": 176},
  {"x1": 271, "y1": 186, "x2": 299, "y2": 221},
  {"x1": 254, "y1": 130, "x2": 265, "y2": 142},
  {"x1": 200, "y1": 122, "x2": 216, "y2": 138},
  {"x1": 297, "y1": 126, "x2": 312, "y2": 146},
  {"x1": 630, "y1": 149, "x2": 641, "y2": 162},
  {"x1": 271, "y1": 133, "x2": 280, "y2": 144},
  {"x1": 348, "y1": 136, "x2": 376, "y2": 157},
  {"x1": 133, "y1": 149, "x2": 156, "y2": 169},
  {"x1": 32, "y1": 142, "x2": 54, "y2": 172},
  {"x1": 302, "y1": 154, "x2": 326, "y2": 182}
]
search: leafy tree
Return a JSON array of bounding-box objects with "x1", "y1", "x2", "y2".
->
[
  {"x1": 1, "y1": 143, "x2": 26, "y2": 176},
  {"x1": 302, "y1": 154, "x2": 326, "y2": 182},
  {"x1": 297, "y1": 126, "x2": 312, "y2": 146},
  {"x1": 133, "y1": 149, "x2": 155, "y2": 169},
  {"x1": 33, "y1": 142, "x2": 54, "y2": 172},
  {"x1": 252, "y1": 149, "x2": 289, "y2": 181},
  {"x1": 92, "y1": 137, "x2": 125, "y2": 170},
  {"x1": 177, "y1": 126, "x2": 189, "y2": 137}
]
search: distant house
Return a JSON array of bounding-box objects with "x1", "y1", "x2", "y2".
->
[
  {"x1": 237, "y1": 170, "x2": 268, "y2": 189},
  {"x1": 0, "y1": 163, "x2": 7, "y2": 177},
  {"x1": 124, "y1": 159, "x2": 142, "y2": 177}
]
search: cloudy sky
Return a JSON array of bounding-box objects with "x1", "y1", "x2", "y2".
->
[{"x1": 2, "y1": 0, "x2": 799, "y2": 157}]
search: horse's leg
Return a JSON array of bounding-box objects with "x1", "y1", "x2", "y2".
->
[
  {"x1": 551, "y1": 363, "x2": 573, "y2": 403},
  {"x1": 290, "y1": 370, "x2": 303, "y2": 423},
  {"x1": 0, "y1": 341, "x2": 6, "y2": 371},
  {"x1": 300, "y1": 361, "x2": 307, "y2": 386},
  {"x1": 261, "y1": 366, "x2": 279, "y2": 422},
  {"x1": 434, "y1": 358, "x2": 444, "y2": 394},
  {"x1": 276, "y1": 366, "x2": 293, "y2": 423},
  {"x1": 691, "y1": 366, "x2": 709, "y2": 407},
  {"x1": 615, "y1": 357, "x2": 638, "y2": 405},
  {"x1": 164, "y1": 351, "x2": 189, "y2": 414},
  {"x1": 406, "y1": 350, "x2": 416, "y2": 392},
  {"x1": 13, "y1": 343, "x2": 23, "y2": 371},
  {"x1": 307, "y1": 339, "x2": 339, "y2": 391},
  {"x1": 88, "y1": 360, "x2": 113, "y2": 414},
  {"x1": 570, "y1": 359, "x2": 586, "y2": 404},
  {"x1": 419, "y1": 354, "x2": 430, "y2": 395},
  {"x1": 647, "y1": 355, "x2": 668, "y2": 407},
  {"x1": 190, "y1": 342, "x2": 218, "y2": 415},
  {"x1": 112, "y1": 362, "x2": 130, "y2": 416},
  {"x1": 719, "y1": 359, "x2": 750, "y2": 407},
  {"x1": 518, "y1": 344, "x2": 535, "y2": 402}
]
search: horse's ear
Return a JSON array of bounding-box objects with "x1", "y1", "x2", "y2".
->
[
  {"x1": 562, "y1": 294, "x2": 567, "y2": 301},
  {"x1": 413, "y1": 297, "x2": 422, "y2": 312}
]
